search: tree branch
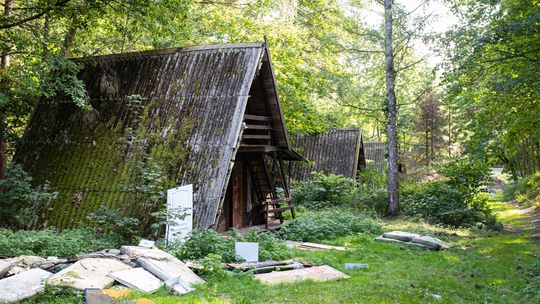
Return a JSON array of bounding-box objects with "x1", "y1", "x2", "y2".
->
[{"x1": 0, "y1": 0, "x2": 70, "y2": 30}]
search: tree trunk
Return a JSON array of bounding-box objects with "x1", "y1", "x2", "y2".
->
[
  {"x1": 384, "y1": 0, "x2": 399, "y2": 215},
  {"x1": 0, "y1": 0, "x2": 13, "y2": 179}
]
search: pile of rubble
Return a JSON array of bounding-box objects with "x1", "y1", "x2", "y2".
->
[
  {"x1": 376, "y1": 231, "x2": 452, "y2": 250},
  {"x1": 0, "y1": 240, "x2": 204, "y2": 303}
]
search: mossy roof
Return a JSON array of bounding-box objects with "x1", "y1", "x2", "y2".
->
[{"x1": 15, "y1": 43, "x2": 275, "y2": 229}]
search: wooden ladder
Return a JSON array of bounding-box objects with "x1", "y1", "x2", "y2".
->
[{"x1": 248, "y1": 156, "x2": 295, "y2": 229}]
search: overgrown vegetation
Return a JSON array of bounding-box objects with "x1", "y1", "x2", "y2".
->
[
  {"x1": 86, "y1": 206, "x2": 139, "y2": 243},
  {"x1": 291, "y1": 172, "x2": 360, "y2": 209},
  {"x1": 503, "y1": 172, "x2": 540, "y2": 207},
  {"x1": 280, "y1": 210, "x2": 383, "y2": 242},
  {"x1": 401, "y1": 159, "x2": 501, "y2": 229},
  {"x1": 168, "y1": 228, "x2": 291, "y2": 264},
  {"x1": 0, "y1": 228, "x2": 122, "y2": 257},
  {"x1": 21, "y1": 199, "x2": 540, "y2": 304},
  {"x1": 0, "y1": 163, "x2": 56, "y2": 229}
]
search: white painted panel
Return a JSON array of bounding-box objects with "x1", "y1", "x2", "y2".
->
[{"x1": 166, "y1": 184, "x2": 193, "y2": 244}]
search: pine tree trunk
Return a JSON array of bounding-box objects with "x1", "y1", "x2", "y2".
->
[{"x1": 384, "y1": 0, "x2": 399, "y2": 215}]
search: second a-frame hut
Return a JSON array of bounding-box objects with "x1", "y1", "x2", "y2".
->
[
  {"x1": 15, "y1": 42, "x2": 301, "y2": 231},
  {"x1": 290, "y1": 128, "x2": 365, "y2": 181}
]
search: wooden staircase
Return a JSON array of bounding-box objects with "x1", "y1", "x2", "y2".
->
[{"x1": 247, "y1": 156, "x2": 295, "y2": 229}]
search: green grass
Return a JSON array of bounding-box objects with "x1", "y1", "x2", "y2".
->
[{"x1": 24, "y1": 201, "x2": 540, "y2": 304}]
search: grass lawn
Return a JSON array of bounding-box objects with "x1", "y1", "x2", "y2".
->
[{"x1": 24, "y1": 200, "x2": 540, "y2": 304}]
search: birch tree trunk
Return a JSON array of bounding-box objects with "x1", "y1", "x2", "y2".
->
[{"x1": 384, "y1": 0, "x2": 400, "y2": 215}]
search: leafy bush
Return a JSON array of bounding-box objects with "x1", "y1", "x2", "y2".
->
[
  {"x1": 355, "y1": 187, "x2": 389, "y2": 216},
  {"x1": 0, "y1": 228, "x2": 123, "y2": 257},
  {"x1": 279, "y1": 210, "x2": 383, "y2": 242},
  {"x1": 503, "y1": 172, "x2": 540, "y2": 207},
  {"x1": 86, "y1": 206, "x2": 139, "y2": 242},
  {"x1": 0, "y1": 164, "x2": 56, "y2": 229},
  {"x1": 402, "y1": 181, "x2": 499, "y2": 229},
  {"x1": 438, "y1": 158, "x2": 491, "y2": 193},
  {"x1": 291, "y1": 172, "x2": 360, "y2": 209},
  {"x1": 399, "y1": 158, "x2": 500, "y2": 229},
  {"x1": 168, "y1": 228, "x2": 290, "y2": 263},
  {"x1": 358, "y1": 165, "x2": 387, "y2": 191}
]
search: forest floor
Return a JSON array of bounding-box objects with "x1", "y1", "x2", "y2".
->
[{"x1": 25, "y1": 196, "x2": 540, "y2": 304}]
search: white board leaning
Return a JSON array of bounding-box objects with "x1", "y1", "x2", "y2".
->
[{"x1": 166, "y1": 184, "x2": 193, "y2": 244}]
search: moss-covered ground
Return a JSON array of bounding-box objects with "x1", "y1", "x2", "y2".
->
[{"x1": 24, "y1": 198, "x2": 540, "y2": 304}]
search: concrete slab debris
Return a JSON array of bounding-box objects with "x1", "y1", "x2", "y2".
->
[
  {"x1": 235, "y1": 242, "x2": 259, "y2": 262},
  {"x1": 121, "y1": 246, "x2": 175, "y2": 261},
  {"x1": 344, "y1": 263, "x2": 368, "y2": 269},
  {"x1": 137, "y1": 257, "x2": 204, "y2": 285},
  {"x1": 254, "y1": 265, "x2": 350, "y2": 285},
  {"x1": 377, "y1": 231, "x2": 452, "y2": 251},
  {"x1": 138, "y1": 239, "x2": 155, "y2": 249},
  {"x1": 48, "y1": 258, "x2": 132, "y2": 290},
  {"x1": 382, "y1": 231, "x2": 421, "y2": 242},
  {"x1": 0, "y1": 260, "x2": 13, "y2": 278},
  {"x1": 285, "y1": 241, "x2": 347, "y2": 251},
  {"x1": 0, "y1": 268, "x2": 52, "y2": 303},
  {"x1": 108, "y1": 267, "x2": 162, "y2": 293},
  {"x1": 164, "y1": 276, "x2": 195, "y2": 295},
  {"x1": 410, "y1": 236, "x2": 452, "y2": 250}
]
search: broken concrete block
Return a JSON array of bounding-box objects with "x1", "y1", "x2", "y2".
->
[
  {"x1": 137, "y1": 257, "x2": 204, "y2": 285},
  {"x1": 254, "y1": 265, "x2": 350, "y2": 285},
  {"x1": 285, "y1": 241, "x2": 347, "y2": 251},
  {"x1": 120, "y1": 246, "x2": 175, "y2": 261},
  {"x1": 109, "y1": 267, "x2": 162, "y2": 293},
  {"x1": 382, "y1": 231, "x2": 421, "y2": 242},
  {"x1": 411, "y1": 236, "x2": 452, "y2": 250},
  {"x1": 138, "y1": 239, "x2": 156, "y2": 248},
  {"x1": 235, "y1": 242, "x2": 259, "y2": 262},
  {"x1": 0, "y1": 268, "x2": 52, "y2": 303},
  {"x1": 164, "y1": 276, "x2": 195, "y2": 295},
  {"x1": 0, "y1": 260, "x2": 13, "y2": 278},
  {"x1": 344, "y1": 263, "x2": 368, "y2": 270},
  {"x1": 48, "y1": 258, "x2": 132, "y2": 290}
]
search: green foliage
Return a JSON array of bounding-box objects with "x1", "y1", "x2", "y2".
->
[
  {"x1": 358, "y1": 165, "x2": 387, "y2": 191},
  {"x1": 0, "y1": 228, "x2": 122, "y2": 257},
  {"x1": 291, "y1": 172, "x2": 360, "y2": 209},
  {"x1": 504, "y1": 172, "x2": 540, "y2": 207},
  {"x1": 442, "y1": 0, "x2": 540, "y2": 176},
  {"x1": 0, "y1": 163, "x2": 56, "y2": 229},
  {"x1": 120, "y1": 158, "x2": 167, "y2": 237},
  {"x1": 401, "y1": 181, "x2": 500, "y2": 229},
  {"x1": 438, "y1": 158, "x2": 491, "y2": 193},
  {"x1": 86, "y1": 206, "x2": 139, "y2": 243},
  {"x1": 168, "y1": 228, "x2": 290, "y2": 264},
  {"x1": 355, "y1": 187, "x2": 390, "y2": 216},
  {"x1": 20, "y1": 285, "x2": 84, "y2": 304},
  {"x1": 279, "y1": 210, "x2": 383, "y2": 242}
]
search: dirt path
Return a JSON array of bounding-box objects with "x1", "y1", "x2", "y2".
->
[{"x1": 502, "y1": 201, "x2": 540, "y2": 242}]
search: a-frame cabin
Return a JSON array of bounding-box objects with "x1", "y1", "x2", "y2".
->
[
  {"x1": 14, "y1": 42, "x2": 300, "y2": 232},
  {"x1": 290, "y1": 128, "x2": 365, "y2": 181}
]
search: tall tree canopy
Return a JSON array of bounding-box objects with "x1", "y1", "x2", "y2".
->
[{"x1": 442, "y1": 0, "x2": 540, "y2": 177}]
